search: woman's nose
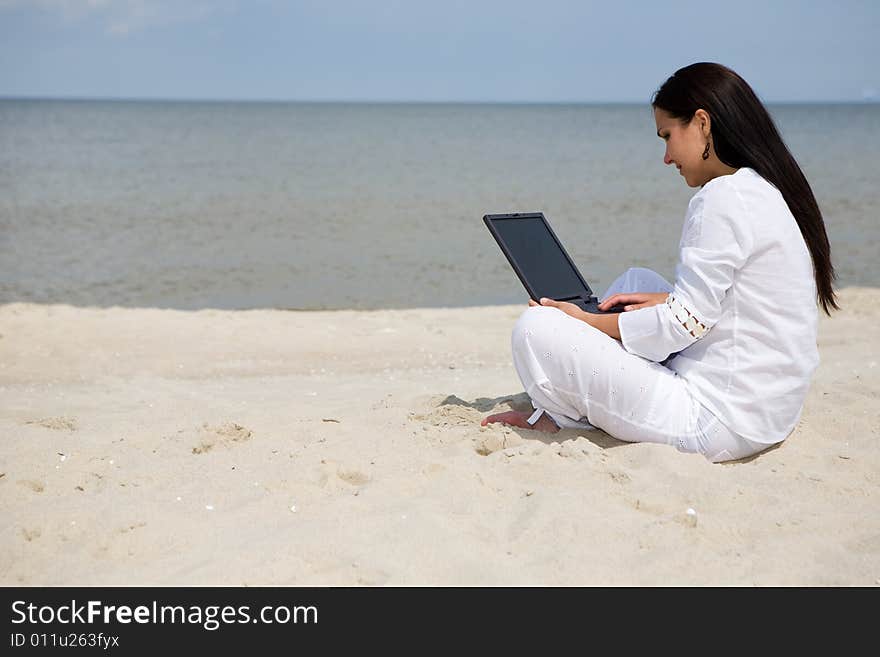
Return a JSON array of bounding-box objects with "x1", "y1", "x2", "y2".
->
[{"x1": 663, "y1": 151, "x2": 673, "y2": 165}]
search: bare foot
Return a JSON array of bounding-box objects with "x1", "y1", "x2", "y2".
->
[{"x1": 480, "y1": 410, "x2": 560, "y2": 433}]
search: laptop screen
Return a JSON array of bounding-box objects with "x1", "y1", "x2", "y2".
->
[{"x1": 488, "y1": 215, "x2": 592, "y2": 301}]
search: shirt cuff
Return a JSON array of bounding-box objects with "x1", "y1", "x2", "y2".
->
[
  {"x1": 618, "y1": 302, "x2": 692, "y2": 363},
  {"x1": 619, "y1": 305, "x2": 661, "y2": 354}
]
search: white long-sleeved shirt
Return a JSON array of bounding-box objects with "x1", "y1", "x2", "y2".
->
[{"x1": 618, "y1": 167, "x2": 819, "y2": 444}]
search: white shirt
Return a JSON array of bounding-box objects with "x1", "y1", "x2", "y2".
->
[{"x1": 618, "y1": 167, "x2": 819, "y2": 444}]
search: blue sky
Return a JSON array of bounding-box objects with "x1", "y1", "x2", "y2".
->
[{"x1": 1, "y1": 0, "x2": 877, "y2": 102}]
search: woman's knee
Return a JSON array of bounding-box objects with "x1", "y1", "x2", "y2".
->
[
  {"x1": 624, "y1": 267, "x2": 673, "y2": 294},
  {"x1": 512, "y1": 305, "x2": 611, "y2": 355},
  {"x1": 512, "y1": 306, "x2": 557, "y2": 348},
  {"x1": 626, "y1": 266, "x2": 653, "y2": 275}
]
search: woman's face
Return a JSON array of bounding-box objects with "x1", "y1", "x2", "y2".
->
[{"x1": 654, "y1": 107, "x2": 711, "y2": 187}]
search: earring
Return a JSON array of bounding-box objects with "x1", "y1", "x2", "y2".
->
[{"x1": 702, "y1": 141, "x2": 711, "y2": 160}]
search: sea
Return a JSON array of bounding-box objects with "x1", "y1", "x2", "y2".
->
[{"x1": 1, "y1": 100, "x2": 877, "y2": 310}]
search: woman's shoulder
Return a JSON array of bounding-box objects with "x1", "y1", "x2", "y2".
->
[
  {"x1": 687, "y1": 167, "x2": 776, "y2": 216},
  {"x1": 698, "y1": 167, "x2": 762, "y2": 196},
  {"x1": 687, "y1": 168, "x2": 751, "y2": 216}
]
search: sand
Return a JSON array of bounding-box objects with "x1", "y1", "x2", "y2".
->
[{"x1": 1, "y1": 288, "x2": 878, "y2": 586}]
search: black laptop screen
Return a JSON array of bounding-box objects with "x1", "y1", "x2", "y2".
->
[{"x1": 490, "y1": 216, "x2": 591, "y2": 301}]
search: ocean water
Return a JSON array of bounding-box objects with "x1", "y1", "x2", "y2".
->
[{"x1": 1, "y1": 100, "x2": 877, "y2": 310}]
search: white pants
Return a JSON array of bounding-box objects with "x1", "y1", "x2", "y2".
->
[{"x1": 511, "y1": 268, "x2": 766, "y2": 463}]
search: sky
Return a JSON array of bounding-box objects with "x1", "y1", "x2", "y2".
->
[{"x1": 0, "y1": 0, "x2": 878, "y2": 103}]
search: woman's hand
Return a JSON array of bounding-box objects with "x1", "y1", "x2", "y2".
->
[
  {"x1": 529, "y1": 298, "x2": 620, "y2": 340},
  {"x1": 598, "y1": 292, "x2": 669, "y2": 312},
  {"x1": 528, "y1": 297, "x2": 587, "y2": 321},
  {"x1": 528, "y1": 297, "x2": 621, "y2": 339}
]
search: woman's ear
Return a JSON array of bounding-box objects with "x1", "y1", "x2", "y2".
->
[{"x1": 694, "y1": 108, "x2": 711, "y2": 137}]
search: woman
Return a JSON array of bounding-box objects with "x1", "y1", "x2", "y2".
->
[{"x1": 481, "y1": 62, "x2": 838, "y2": 463}]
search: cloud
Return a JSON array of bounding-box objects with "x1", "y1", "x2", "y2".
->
[{"x1": 0, "y1": 0, "x2": 237, "y2": 36}]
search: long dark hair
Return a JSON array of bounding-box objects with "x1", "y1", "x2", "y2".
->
[{"x1": 653, "y1": 62, "x2": 838, "y2": 315}]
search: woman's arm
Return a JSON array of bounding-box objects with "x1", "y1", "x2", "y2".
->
[
  {"x1": 529, "y1": 293, "x2": 668, "y2": 340},
  {"x1": 584, "y1": 311, "x2": 623, "y2": 340}
]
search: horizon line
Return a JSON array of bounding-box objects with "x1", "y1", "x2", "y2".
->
[{"x1": 1, "y1": 94, "x2": 878, "y2": 106}]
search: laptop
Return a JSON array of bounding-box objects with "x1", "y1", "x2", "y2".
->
[{"x1": 484, "y1": 212, "x2": 625, "y2": 314}]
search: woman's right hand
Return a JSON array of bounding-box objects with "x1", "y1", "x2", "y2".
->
[{"x1": 598, "y1": 292, "x2": 669, "y2": 312}]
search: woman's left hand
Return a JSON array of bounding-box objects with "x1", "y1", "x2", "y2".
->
[
  {"x1": 528, "y1": 297, "x2": 587, "y2": 321},
  {"x1": 529, "y1": 296, "x2": 622, "y2": 339}
]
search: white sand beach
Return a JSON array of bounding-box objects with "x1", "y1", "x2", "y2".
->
[{"x1": 1, "y1": 287, "x2": 878, "y2": 586}]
